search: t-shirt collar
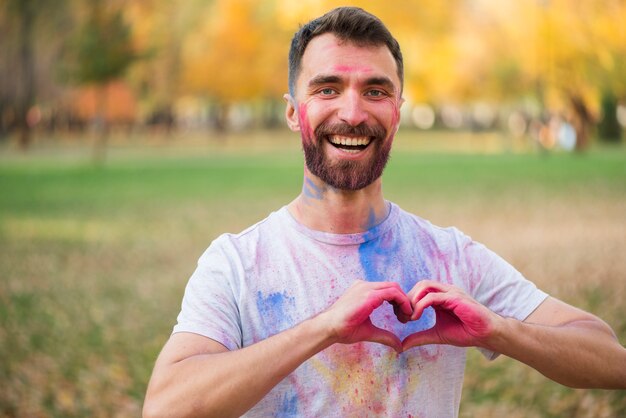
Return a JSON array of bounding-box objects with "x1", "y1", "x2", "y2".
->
[{"x1": 280, "y1": 201, "x2": 398, "y2": 245}]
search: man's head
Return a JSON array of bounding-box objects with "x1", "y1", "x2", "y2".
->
[
  {"x1": 285, "y1": 7, "x2": 404, "y2": 191},
  {"x1": 288, "y1": 7, "x2": 404, "y2": 97}
]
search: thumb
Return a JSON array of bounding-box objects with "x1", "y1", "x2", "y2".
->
[
  {"x1": 402, "y1": 327, "x2": 442, "y2": 351},
  {"x1": 362, "y1": 321, "x2": 403, "y2": 353}
]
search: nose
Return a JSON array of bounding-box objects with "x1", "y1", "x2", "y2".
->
[{"x1": 337, "y1": 90, "x2": 369, "y2": 126}]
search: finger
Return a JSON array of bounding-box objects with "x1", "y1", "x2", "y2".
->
[
  {"x1": 410, "y1": 291, "x2": 455, "y2": 321},
  {"x1": 374, "y1": 287, "x2": 413, "y2": 316},
  {"x1": 402, "y1": 328, "x2": 442, "y2": 351},
  {"x1": 406, "y1": 280, "x2": 450, "y2": 302},
  {"x1": 392, "y1": 302, "x2": 412, "y2": 323}
]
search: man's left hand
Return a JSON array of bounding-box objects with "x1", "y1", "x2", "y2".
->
[{"x1": 401, "y1": 280, "x2": 501, "y2": 351}]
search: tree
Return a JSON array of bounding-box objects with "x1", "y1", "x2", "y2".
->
[
  {"x1": 66, "y1": 0, "x2": 136, "y2": 163},
  {"x1": 453, "y1": 0, "x2": 626, "y2": 150},
  {"x1": 2, "y1": 0, "x2": 66, "y2": 148},
  {"x1": 180, "y1": 0, "x2": 292, "y2": 130}
]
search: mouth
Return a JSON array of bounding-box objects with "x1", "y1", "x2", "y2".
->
[{"x1": 327, "y1": 135, "x2": 372, "y2": 154}]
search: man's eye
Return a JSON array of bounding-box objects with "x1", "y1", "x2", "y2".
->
[
  {"x1": 320, "y1": 88, "x2": 336, "y2": 95},
  {"x1": 366, "y1": 89, "x2": 385, "y2": 97}
]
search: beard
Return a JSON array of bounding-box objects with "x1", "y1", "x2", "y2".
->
[{"x1": 302, "y1": 121, "x2": 392, "y2": 191}]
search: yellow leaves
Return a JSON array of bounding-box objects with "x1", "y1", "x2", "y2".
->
[
  {"x1": 122, "y1": 0, "x2": 626, "y2": 118},
  {"x1": 181, "y1": 0, "x2": 291, "y2": 101}
]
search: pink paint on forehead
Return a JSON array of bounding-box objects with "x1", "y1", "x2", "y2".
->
[{"x1": 333, "y1": 64, "x2": 373, "y2": 73}]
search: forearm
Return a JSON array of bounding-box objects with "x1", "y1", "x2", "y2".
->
[
  {"x1": 144, "y1": 317, "x2": 334, "y2": 418},
  {"x1": 488, "y1": 317, "x2": 626, "y2": 389}
]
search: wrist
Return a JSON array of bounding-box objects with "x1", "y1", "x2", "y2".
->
[
  {"x1": 305, "y1": 310, "x2": 340, "y2": 349},
  {"x1": 481, "y1": 314, "x2": 517, "y2": 353}
]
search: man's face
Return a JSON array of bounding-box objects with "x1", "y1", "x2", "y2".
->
[{"x1": 286, "y1": 33, "x2": 403, "y2": 191}]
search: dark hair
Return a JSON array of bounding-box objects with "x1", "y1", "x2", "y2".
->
[{"x1": 288, "y1": 7, "x2": 404, "y2": 96}]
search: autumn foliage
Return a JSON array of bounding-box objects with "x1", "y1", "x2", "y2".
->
[{"x1": 1, "y1": 0, "x2": 625, "y2": 146}]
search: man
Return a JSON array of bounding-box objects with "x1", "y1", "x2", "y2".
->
[{"x1": 143, "y1": 7, "x2": 626, "y2": 418}]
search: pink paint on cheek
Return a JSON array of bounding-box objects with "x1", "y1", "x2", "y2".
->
[
  {"x1": 298, "y1": 103, "x2": 315, "y2": 143},
  {"x1": 390, "y1": 101, "x2": 400, "y2": 131},
  {"x1": 382, "y1": 98, "x2": 401, "y2": 142}
]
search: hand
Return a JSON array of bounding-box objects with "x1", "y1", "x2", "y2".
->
[
  {"x1": 320, "y1": 280, "x2": 413, "y2": 353},
  {"x1": 402, "y1": 280, "x2": 501, "y2": 351}
]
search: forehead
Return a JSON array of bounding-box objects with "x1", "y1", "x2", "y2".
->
[{"x1": 298, "y1": 33, "x2": 400, "y2": 88}]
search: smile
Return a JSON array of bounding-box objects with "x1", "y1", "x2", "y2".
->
[{"x1": 328, "y1": 135, "x2": 371, "y2": 153}]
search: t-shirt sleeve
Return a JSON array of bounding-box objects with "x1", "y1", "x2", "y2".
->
[
  {"x1": 458, "y1": 232, "x2": 549, "y2": 360},
  {"x1": 172, "y1": 236, "x2": 242, "y2": 351}
]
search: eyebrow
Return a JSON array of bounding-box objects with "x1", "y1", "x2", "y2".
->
[
  {"x1": 307, "y1": 75, "x2": 342, "y2": 89},
  {"x1": 364, "y1": 76, "x2": 395, "y2": 92},
  {"x1": 307, "y1": 74, "x2": 396, "y2": 92}
]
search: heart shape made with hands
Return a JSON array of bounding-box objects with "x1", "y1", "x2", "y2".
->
[{"x1": 341, "y1": 280, "x2": 495, "y2": 353}]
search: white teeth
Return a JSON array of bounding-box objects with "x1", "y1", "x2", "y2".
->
[{"x1": 329, "y1": 136, "x2": 370, "y2": 147}]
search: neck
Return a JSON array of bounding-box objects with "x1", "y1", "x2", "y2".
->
[{"x1": 287, "y1": 169, "x2": 389, "y2": 234}]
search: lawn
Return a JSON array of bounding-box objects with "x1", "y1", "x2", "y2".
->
[{"x1": 1, "y1": 131, "x2": 625, "y2": 417}]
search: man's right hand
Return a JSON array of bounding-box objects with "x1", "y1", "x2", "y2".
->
[
  {"x1": 317, "y1": 280, "x2": 413, "y2": 353},
  {"x1": 144, "y1": 280, "x2": 413, "y2": 418}
]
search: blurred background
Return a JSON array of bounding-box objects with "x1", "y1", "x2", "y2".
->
[
  {"x1": 1, "y1": 0, "x2": 625, "y2": 417},
  {"x1": 1, "y1": 0, "x2": 625, "y2": 152}
]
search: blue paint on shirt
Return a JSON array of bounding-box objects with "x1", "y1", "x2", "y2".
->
[
  {"x1": 256, "y1": 291, "x2": 295, "y2": 332},
  {"x1": 358, "y1": 217, "x2": 436, "y2": 339},
  {"x1": 277, "y1": 390, "x2": 299, "y2": 417}
]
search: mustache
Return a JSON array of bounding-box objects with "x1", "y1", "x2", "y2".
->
[{"x1": 314, "y1": 121, "x2": 386, "y2": 139}]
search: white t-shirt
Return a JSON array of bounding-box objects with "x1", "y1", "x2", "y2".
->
[{"x1": 174, "y1": 202, "x2": 548, "y2": 417}]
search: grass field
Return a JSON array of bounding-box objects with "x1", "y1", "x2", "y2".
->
[{"x1": 1, "y1": 130, "x2": 625, "y2": 417}]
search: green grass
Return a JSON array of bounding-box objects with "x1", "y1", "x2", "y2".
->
[{"x1": 1, "y1": 134, "x2": 625, "y2": 417}]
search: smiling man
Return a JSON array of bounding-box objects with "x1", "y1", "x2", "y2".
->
[{"x1": 143, "y1": 7, "x2": 626, "y2": 418}]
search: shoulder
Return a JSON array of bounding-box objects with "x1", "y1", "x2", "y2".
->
[
  {"x1": 393, "y1": 204, "x2": 472, "y2": 251},
  {"x1": 199, "y1": 207, "x2": 290, "y2": 265}
]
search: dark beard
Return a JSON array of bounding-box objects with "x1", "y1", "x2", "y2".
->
[{"x1": 302, "y1": 121, "x2": 391, "y2": 191}]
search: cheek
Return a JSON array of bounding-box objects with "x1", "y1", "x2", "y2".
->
[
  {"x1": 388, "y1": 98, "x2": 401, "y2": 128},
  {"x1": 298, "y1": 103, "x2": 315, "y2": 143},
  {"x1": 378, "y1": 98, "x2": 401, "y2": 139}
]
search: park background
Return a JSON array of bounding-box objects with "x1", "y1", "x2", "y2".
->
[{"x1": 1, "y1": 0, "x2": 626, "y2": 417}]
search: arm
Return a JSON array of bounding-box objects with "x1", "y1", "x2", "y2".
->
[
  {"x1": 143, "y1": 281, "x2": 412, "y2": 418},
  {"x1": 402, "y1": 280, "x2": 626, "y2": 389},
  {"x1": 495, "y1": 296, "x2": 626, "y2": 388}
]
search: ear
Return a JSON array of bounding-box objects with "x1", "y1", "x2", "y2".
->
[{"x1": 284, "y1": 93, "x2": 300, "y2": 132}]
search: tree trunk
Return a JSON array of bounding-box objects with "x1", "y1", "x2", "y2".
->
[
  {"x1": 569, "y1": 94, "x2": 594, "y2": 152},
  {"x1": 598, "y1": 91, "x2": 622, "y2": 143},
  {"x1": 17, "y1": 0, "x2": 36, "y2": 151},
  {"x1": 93, "y1": 83, "x2": 109, "y2": 165}
]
